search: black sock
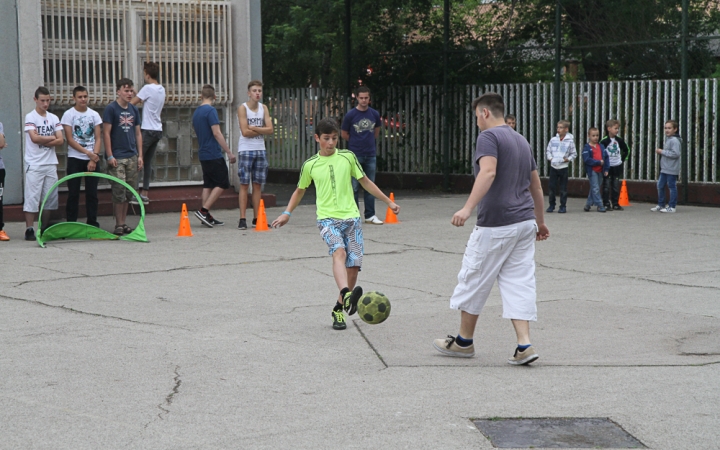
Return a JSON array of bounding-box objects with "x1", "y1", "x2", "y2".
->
[
  {"x1": 340, "y1": 287, "x2": 350, "y2": 298},
  {"x1": 517, "y1": 344, "x2": 531, "y2": 351},
  {"x1": 455, "y1": 335, "x2": 473, "y2": 347},
  {"x1": 333, "y1": 303, "x2": 343, "y2": 312},
  {"x1": 201, "y1": 207, "x2": 209, "y2": 214}
]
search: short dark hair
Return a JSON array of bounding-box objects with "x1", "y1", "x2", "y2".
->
[
  {"x1": 34, "y1": 86, "x2": 50, "y2": 99},
  {"x1": 144, "y1": 61, "x2": 160, "y2": 80},
  {"x1": 116, "y1": 78, "x2": 134, "y2": 91},
  {"x1": 315, "y1": 118, "x2": 340, "y2": 136},
  {"x1": 73, "y1": 86, "x2": 88, "y2": 97},
  {"x1": 248, "y1": 80, "x2": 263, "y2": 90},
  {"x1": 472, "y1": 93, "x2": 504, "y2": 118},
  {"x1": 356, "y1": 86, "x2": 371, "y2": 96},
  {"x1": 201, "y1": 84, "x2": 215, "y2": 99},
  {"x1": 505, "y1": 114, "x2": 516, "y2": 121},
  {"x1": 666, "y1": 119, "x2": 679, "y2": 132}
]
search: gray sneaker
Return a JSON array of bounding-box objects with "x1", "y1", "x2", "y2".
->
[
  {"x1": 650, "y1": 205, "x2": 664, "y2": 212},
  {"x1": 432, "y1": 335, "x2": 475, "y2": 358},
  {"x1": 507, "y1": 346, "x2": 539, "y2": 365}
]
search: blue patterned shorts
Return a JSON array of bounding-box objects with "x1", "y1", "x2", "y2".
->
[
  {"x1": 317, "y1": 218, "x2": 364, "y2": 268},
  {"x1": 237, "y1": 150, "x2": 268, "y2": 185}
]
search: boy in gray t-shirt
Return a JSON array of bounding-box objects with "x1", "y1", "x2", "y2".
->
[{"x1": 433, "y1": 93, "x2": 550, "y2": 366}]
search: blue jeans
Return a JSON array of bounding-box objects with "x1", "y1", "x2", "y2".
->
[
  {"x1": 657, "y1": 173, "x2": 678, "y2": 208},
  {"x1": 585, "y1": 170, "x2": 603, "y2": 207},
  {"x1": 352, "y1": 155, "x2": 376, "y2": 219}
]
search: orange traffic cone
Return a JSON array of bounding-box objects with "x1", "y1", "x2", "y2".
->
[
  {"x1": 254, "y1": 199, "x2": 270, "y2": 231},
  {"x1": 384, "y1": 192, "x2": 399, "y2": 224},
  {"x1": 177, "y1": 203, "x2": 193, "y2": 237},
  {"x1": 618, "y1": 180, "x2": 631, "y2": 206}
]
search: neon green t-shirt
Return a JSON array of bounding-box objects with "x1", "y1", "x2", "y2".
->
[{"x1": 298, "y1": 149, "x2": 366, "y2": 220}]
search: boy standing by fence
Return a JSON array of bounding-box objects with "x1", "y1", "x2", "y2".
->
[
  {"x1": 582, "y1": 127, "x2": 609, "y2": 212},
  {"x1": 341, "y1": 86, "x2": 383, "y2": 225},
  {"x1": 600, "y1": 119, "x2": 630, "y2": 210},
  {"x1": 103, "y1": 78, "x2": 143, "y2": 236},
  {"x1": 237, "y1": 80, "x2": 273, "y2": 230},
  {"x1": 61, "y1": 86, "x2": 103, "y2": 227},
  {"x1": 545, "y1": 120, "x2": 576, "y2": 214},
  {"x1": 24, "y1": 87, "x2": 64, "y2": 241},
  {"x1": 193, "y1": 85, "x2": 237, "y2": 227},
  {"x1": 651, "y1": 120, "x2": 681, "y2": 213},
  {"x1": 130, "y1": 61, "x2": 166, "y2": 205},
  {"x1": 271, "y1": 118, "x2": 399, "y2": 331}
]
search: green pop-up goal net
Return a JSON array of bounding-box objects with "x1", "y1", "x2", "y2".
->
[{"x1": 36, "y1": 172, "x2": 148, "y2": 248}]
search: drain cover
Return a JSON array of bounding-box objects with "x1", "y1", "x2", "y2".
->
[{"x1": 473, "y1": 417, "x2": 646, "y2": 448}]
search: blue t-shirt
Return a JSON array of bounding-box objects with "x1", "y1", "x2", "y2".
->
[
  {"x1": 341, "y1": 107, "x2": 381, "y2": 156},
  {"x1": 102, "y1": 101, "x2": 141, "y2": 159},
  {"x1": 192, "y1": 104, "x2": 222, "y2": 161}
]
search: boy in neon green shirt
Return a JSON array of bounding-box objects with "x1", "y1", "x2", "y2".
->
[{"x1": 272, "y1": 118, "x2": 400, "y2": 330}]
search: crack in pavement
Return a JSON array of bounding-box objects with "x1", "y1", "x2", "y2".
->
[
  {"x1": 10, "y1": 245, "x2": 458, "y2": 289},
  {"x1": 157, "y1": 365, "x2": 182, "y2": 421},
  {"x1": 387, "y1": 360, "x2": 720, "y2": 368},
  {"x1": 305, "y1": 266, "x2": 446, "y2": 299},
  {"x1": 353, "y1": 320, "x2": 388, "y2": 369},
  {"x1": 536, "y1": 262, "x2": 720, "y2": 291},
  {"x1": 0, "y1": 293, "x2": 191, "y2": 330}
]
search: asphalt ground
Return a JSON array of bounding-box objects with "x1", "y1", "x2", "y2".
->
[{"x1": 1, "y1": 192, "x2": 719, "y2": 449}]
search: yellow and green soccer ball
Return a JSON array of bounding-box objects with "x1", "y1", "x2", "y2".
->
[{"x1": 358, "y1": 291, "x2": 391, "y2": 324}]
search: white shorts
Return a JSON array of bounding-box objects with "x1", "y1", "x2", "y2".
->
[
  {"x1": 449, "y1": 219, "x2": 538, "y2": 321},
  {"x1": 23, "y1": 164, "x2": 59, "y2": 213}
]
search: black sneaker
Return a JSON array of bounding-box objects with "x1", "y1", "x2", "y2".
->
[
  {"x1": 238, "y1": 218, "x2": 248, "y2": 230},
  {"x1": 604, "y1": 204, "x2": 613, "y2": 211},
  {"x1": 207, "y1": 213, "x2": 224, "y2": 226},
  {"x1": 613, "y1": 205, "x2": 624, "y2": 211},
  {"x1": 194, "y1": 210, "x2": 213, "y2": 228},
  {"x1": 25, "y1": 227, "x2": 35, "y2": 241},
  {"x1": 343, "y1": 286, "x2": 363, "y2": 316},
  {"x1": 583, "y1": 205, "x2": 591, "y2": 212},
  {"x1": 252, "y1": 218, "x2": 257, "y2": 228},
  {"x1": 332, "y1": 309, "x2": 347, "y2": 330},
  {"x1": 545, "y1": 206, "x2": 554, "y2": 213}
]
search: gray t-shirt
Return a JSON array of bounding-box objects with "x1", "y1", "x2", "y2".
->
[
  {"x1": 0, "y1": 122, "x2": 4, "y2": 170},
  {"x1": 474, "y1": 125, "x2": 537, "y2": 227}
]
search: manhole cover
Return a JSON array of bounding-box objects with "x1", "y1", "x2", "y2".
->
[{"x1": 473, "y1": 417, "x2": 646, "y2": 448}]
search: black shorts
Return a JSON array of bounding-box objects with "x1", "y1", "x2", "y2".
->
[{"x1": 200, "y1": 158, "x2": 230, "y2": 189}]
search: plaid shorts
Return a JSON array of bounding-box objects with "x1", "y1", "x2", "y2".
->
[
  {"x1": 237, "y1": 150, "x2": 268, "y2": 185},
  {"x1": 317, "y1": 218, "x2": 364, "y2": 268}
]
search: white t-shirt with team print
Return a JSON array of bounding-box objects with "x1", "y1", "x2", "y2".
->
[
  {"x1": 61, "y1": 107, "x2": 103, "y2": 160},
  {"x1": 24, "y1": 109, "x2": 62, "y2": 166}
]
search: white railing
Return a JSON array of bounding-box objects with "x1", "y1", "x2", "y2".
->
[
  {"x1": 41, "y1": 0, "x2": 233, "y2": 107},
  {"x1": 266, "y1": 80, "x2": 719, "y2": 184}
]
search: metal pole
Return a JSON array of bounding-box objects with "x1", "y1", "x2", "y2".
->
[
  {"x1": 345, "y1": 0, "x2": 352, "y2": 100},
  {"x1": 442, "y1": 0, "x2": 450, "y2": 190},
  {"x1": 553, "y1": 0, "x2": 562, "y2": 126},
  {"x1": 681, "y1": 0, "x2": 689, "y2": 203}
]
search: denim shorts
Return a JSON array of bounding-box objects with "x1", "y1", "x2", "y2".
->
[
  {"x1": 237, "y1": 150, "x2": 268, "y2": 185},
  {"x1": 317, "y1": 217, "x2": 364, "y2": 268}
]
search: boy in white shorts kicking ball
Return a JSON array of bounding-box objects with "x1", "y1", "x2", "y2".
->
[
  {"x1": 433, "y1": 93, "x2": 550, "y2": 365},
  {"x1": 271, "y1": 118, "x2": 400, "y2": 330}
]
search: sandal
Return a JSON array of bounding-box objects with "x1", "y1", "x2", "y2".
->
[
  {"x1": 113, "y1": 225, "x2": 124, "y2": 236},
  {"x1": 121, "y1": 224, "x2": 134, "y2": 234}
]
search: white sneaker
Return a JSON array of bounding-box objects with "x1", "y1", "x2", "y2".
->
[
  {"x1": 650, "y1": 205, "x2": 664, "y2": 212},
  {"x1": 660, "y1": 207, "x2": 676, "y2": 213},
  {"x1": 364, "y1": 215, "x2": 384, "y2": 225}
]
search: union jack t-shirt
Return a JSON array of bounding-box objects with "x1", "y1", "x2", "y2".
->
[{"x1": 102, "y1": 101, "x2": 142, "y2": 159}]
